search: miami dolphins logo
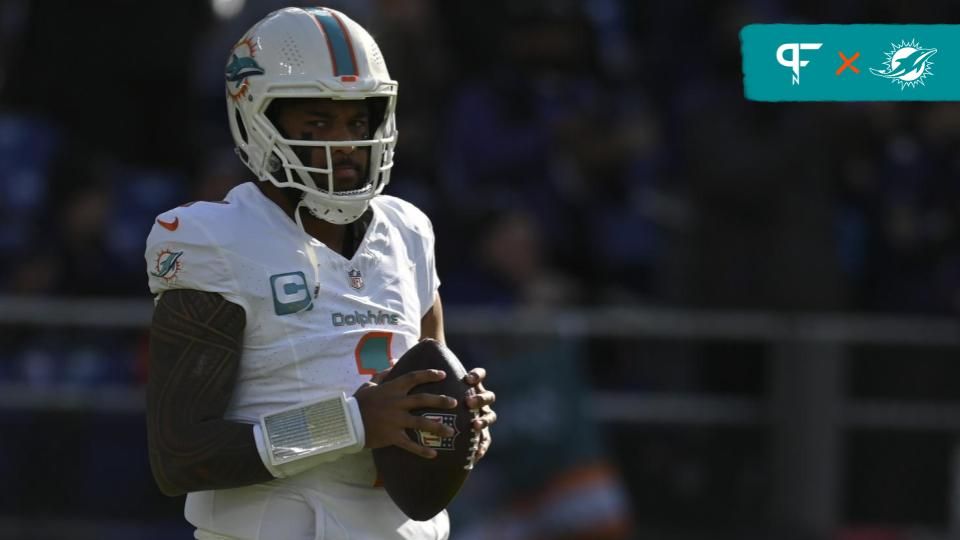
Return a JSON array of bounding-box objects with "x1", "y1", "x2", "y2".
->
[
  {"x1": 226, "y1": 37, "x2": 264, "y2": 102},
  {"x1": 151, "y1": 249, "x2": 183, "y2": 282},
  {"x1": 870, "y1": 39, "x2": 937, "y2": 90}
]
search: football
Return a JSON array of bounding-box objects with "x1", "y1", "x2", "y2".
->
[{"x1": 372, "y1": 339, "x2": 480, "y2": 521}]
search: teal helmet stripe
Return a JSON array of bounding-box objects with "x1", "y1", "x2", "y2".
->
[{"x1": 309, "y1": 8, "x2": 359, "y2": 77}]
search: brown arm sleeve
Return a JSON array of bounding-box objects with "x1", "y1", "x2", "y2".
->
[{"x1": 146, "y1": 289, "x2": 273, "y2": 496}]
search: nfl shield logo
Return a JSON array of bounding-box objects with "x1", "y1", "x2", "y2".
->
[
  {"x1": 348, "y1": 269, "x2": 364, "y2": 290},
  {"x1": 417, "y1": 413, "x2": 459, "y2": 450}
]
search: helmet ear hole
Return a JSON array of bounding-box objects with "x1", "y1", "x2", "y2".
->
[{"x1": 235, "y1": 108, "x2": 249, "y2": 143}]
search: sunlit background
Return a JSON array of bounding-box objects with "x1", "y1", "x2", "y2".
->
[{"x1": 1, "y1": 1, "x2": 960, "y2": 539}]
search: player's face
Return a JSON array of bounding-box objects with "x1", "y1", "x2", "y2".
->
[{"x1": 273, "y1": 98, "x2": 371, "y2": 192}]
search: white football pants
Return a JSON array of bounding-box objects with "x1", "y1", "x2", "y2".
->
[{"x1": 186, "y1": 481, "x2": 449, "y2": 540}]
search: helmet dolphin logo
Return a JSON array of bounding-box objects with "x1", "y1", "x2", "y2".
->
[{"x1": 225, "y1": 54, "x2": 265, "y2": 87}]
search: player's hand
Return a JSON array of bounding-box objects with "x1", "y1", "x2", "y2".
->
[
  {"x1": 354, "y1": 369, "x2": 457, "y2": 459},
  {"x1": 370, "y1": 367, "x2": 392, "y2": 385},
  {"x1": 463, "y1": 368, "x2": 496, "y2": 461}
]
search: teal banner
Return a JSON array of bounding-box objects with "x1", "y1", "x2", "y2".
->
[{"x1": 741, "y1": 24, "x2": 959, "y2": 101}]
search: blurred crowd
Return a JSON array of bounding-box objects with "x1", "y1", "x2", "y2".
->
[
  {"x1": 1, "y1": 0, "x2": 959, "y2": 537},
  {"x1": 1, "y1": 0, "x2": 959, "y2": 313},
  {"x1": 1, "y1": 0, "x2": 958, "y2": 402},
  {"x1": 1, "y1": 0, "x2": 958, "y2": 314}
]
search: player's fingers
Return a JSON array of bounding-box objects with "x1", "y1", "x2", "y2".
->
[
  {"x1": 475, "y1": 429, "x2": 492, "y2": 460},
  {"x1": 409, "y1": 416, "x2": 456, "y2": 437},
  {"x1": 466, "y1": 390, "x2": 496, "y2": 410},
  {"x1": 392, "y1": 369, "x2": 446, "y2": 392},
  {"x1": 464, "y1": 367, "x2": 486, "y2": 385},
  {"x1": 401, "y1": 393, "x2": 457, "y2": 410},
  {"x1": 473, "y1": 409, "x2": 497, "y2": 430},
  {"x1": 395, "y1": 435, "x2": 437, "y2": 459}
]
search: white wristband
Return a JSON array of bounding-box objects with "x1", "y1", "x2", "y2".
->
[{"x1": 252, "y1": 393, "x2": 365, "y2": 479}]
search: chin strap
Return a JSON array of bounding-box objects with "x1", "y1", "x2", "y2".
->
[{"x1": 294, "y1": 198, "x2": 308, "y2": 233}]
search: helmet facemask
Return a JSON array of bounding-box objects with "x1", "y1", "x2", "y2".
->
[{"x1": 259, "y1": 96, "x2": 396, "y2": 224}]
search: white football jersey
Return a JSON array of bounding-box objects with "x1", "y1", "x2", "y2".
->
[{"x1": 145, "y1": 182, "x2": 446, "y2": 539}]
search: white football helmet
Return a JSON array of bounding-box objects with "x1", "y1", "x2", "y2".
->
[{"x1": 226, "y1": 7, "x2": 398, "y2": 224}]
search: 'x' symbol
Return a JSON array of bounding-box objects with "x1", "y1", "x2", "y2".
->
[{"x1": 836, "y1": 51, "x2": 860, "y2": 75}]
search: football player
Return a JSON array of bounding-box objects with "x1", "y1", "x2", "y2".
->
[{"x1": 144, "y1": 7, "x2": 496, "y2": 539}]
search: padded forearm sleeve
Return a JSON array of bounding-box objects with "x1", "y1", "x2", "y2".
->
[{"x1": 252, "y1": 393, "x2": 365, "y2": 478}]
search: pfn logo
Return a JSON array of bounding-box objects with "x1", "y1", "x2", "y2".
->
[{"x1": 777, "y1": 43, "x2": 823, "y2": 85}]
